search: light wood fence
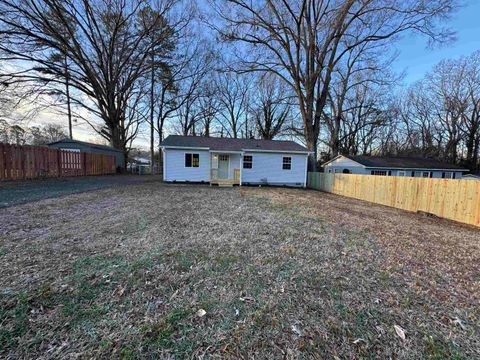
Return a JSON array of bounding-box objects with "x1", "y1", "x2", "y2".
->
[
  {"x1": 307, "y1": 172, "x2": 480, "y2": 228},
  {"x1": 0, "y1": 143, "x2": 116, "y2": 180}
]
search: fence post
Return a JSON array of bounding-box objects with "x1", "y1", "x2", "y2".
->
[
  {"x1": 57, "y1": 149, "x2": 62, "y2": 177},
  {"x1": 0, "y1": 143, "x2": 3, "y2": 180}
]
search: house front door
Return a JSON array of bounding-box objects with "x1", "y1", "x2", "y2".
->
[{"x1": 218, "y1": 155, "x2": 229, "y2": 179}]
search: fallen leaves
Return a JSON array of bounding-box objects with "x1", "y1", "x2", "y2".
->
[
  {"x1": 196, "y1": 309, "x2": 207, "y2": 318},
  {"x1": 291, "y1": 324, "x2": 303, "y2": 337},
  {"x1": 394, "y1": 325, "x2": 406, "y2": 341}
]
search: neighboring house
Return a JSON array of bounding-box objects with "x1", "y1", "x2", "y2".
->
[
  {"x1": 160, "y1": 135, "x2": 311, "y2": 187},
  {"x1": 127, "y1": 156, "x2": 150, "y2": 175},
  {"x1": 323, "y1": 155, "x2": 468, "y2": 179},
  {"x1": 462, "y1": 174, "x2": 480, "y2": 181},
  {"x1": 48, "y1": 139, "x2": 125, "y2": 171}
]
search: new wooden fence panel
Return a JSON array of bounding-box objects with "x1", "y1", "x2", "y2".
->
[{"x1": 307, "y1": 172, "x2": 480, "y2": 227}]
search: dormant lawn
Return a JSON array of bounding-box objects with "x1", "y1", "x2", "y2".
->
[{"x1": 1, "y1": 180, "x2": 478, "y2": 358}]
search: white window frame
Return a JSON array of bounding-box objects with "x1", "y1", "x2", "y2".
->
[
  {"x1": 371, "y1": 170, "x2": 388, "y2": 176},
  {"x1": 443, "y1": 171, "x2": 454, "y2": 179},
  {"x1": 398, "y1": 170, "x2": 406, "y2": 177},
  {"x1": 422, "y1": 171, "x2": 430, "y2": 178}
]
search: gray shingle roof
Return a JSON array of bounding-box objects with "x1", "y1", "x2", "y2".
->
[
  {"x1": 161, "y1": 135, "x2": 309, "y2": 152},
  {"x1": 348, "y1": 155, "x2": 467, "y2": 170},
  {"x1": 48, "y1": 139, "x2": 124, "y2": 153}
]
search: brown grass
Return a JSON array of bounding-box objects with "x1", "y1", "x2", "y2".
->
[{"x1": 0, "y1": 181, "x2": 478, "y2": 359}]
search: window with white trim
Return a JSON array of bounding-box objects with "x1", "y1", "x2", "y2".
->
[
  {"x1": 398, "y1": 171, "x2": 407, "y2": 176},
  {"x1": 185, "y1": 153, "x2": 199, "y2": 167},
  {"x1": 442, "y1": 171, "x2": 454, "y2": 179},
  {"x1": 243, "y1": 155, "x2": 252, "y2": 169},
  {"x1": 282, "y1": 157, "x2": 291, "y2": 170},
  {"x1": 422, "y1": 171, "x2": 430, "y2": 178},
  {"x1": 371, "y1": 170, "x2": 388, "y2": 176}
]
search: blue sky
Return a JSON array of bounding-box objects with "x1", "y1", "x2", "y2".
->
[
  {"x1": 394, "y1": 0, "x2": 480, "y2": 84},
  {"x1": 13, "y1": 1, "x2": 480, "y2": 147}
]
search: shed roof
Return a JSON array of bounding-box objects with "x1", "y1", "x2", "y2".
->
[
  {"x1": 332, "y1": 155, "x2": 467, "y2": 170},
  {"x1": 160, "y1": 135, "x2": 309, "y2": 153},
  {"x1": 48, "y1": 139, "x2": 124, "y2": 153}
]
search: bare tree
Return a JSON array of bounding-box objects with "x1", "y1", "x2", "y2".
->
[
  {"x1": 214, "y1": 0, "x2": 457, "y2": 169},
  {"x1": 0, "y1": 0, "x2": 176, "y2": 164},
  {"x1": 251, "y1": 74, "x2": 291, "y2": 140},
  {"x1": 215, "y1": 71, "x2": 250, "y2": 138}
]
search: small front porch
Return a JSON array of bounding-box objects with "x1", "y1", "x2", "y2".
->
[{"x1": 210, "y1": 152, "x2": 241, "y2": 187}]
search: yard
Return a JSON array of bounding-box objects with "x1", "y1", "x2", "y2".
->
[{"x1": 0, "y1": 180, "x2": 479, "y2": 358}]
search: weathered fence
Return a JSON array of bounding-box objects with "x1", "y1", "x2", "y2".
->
[
  {"x1": 0, "y1": 143, "x2": 116, "y2": 180},
  {"x1": 307, "y1": 172, "x2": 480, "y2": 228}
]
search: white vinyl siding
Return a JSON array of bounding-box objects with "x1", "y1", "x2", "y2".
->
[
  {"x1": 164, "y1": 149, "x2": 210, "y2": 182},
  {"x1": 324, "y1": 157, "x2": 465, "y2": 179},
  {"x1": 323, "y1": 156, "x2": 366, "y2": 174},
  {"x1": 242, "y1": 152, "x2": 307, "y2": 186}
]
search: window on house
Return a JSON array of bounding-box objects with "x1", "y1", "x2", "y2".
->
[
  {"x1": 442, "y1": 172, "x2": 454, "y2": 179},
  {"x1": 282, "y1": 157, "x2": 291, "y2": 170},
  {"x1": 371, "y1": 170, "x2": 388, "y2": 176},
  {"x1": 398, "y1": 171, "x2": 406, "y2": 176},
  {"x1": 185, "y1": 153, "x2": 199, "y2": 167},
  {"x1": 243, "y1": 155, "x2": 252, "y2": 169},
  {"x1": 422, "y1": 171, "x2": 430, "y2": 178}
]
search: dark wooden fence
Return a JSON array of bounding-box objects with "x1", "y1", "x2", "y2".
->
[{"x1": 0, "y1": 143, "x2": 116, "y2": 181}]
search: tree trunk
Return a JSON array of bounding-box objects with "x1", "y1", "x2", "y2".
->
[
  {"x1": 306, "y1": 131, "x2": 318, "y2": 172},
  {"x1": 149, "y1": 54, "x2": 155, "y2": 174},
  {"x1": 64, "y1": 54, "x2": 73, "y2": 139}
]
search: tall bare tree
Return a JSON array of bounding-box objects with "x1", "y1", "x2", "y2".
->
[
  {"x1": 215, "y1": 71, "x2": 250, "y2": 138},
  {"x1": 214, "y1": 0, "x2": 457, "y2": 169},
  {"x1": 251, "y1": 74, "x2": 291, "y2": 140},
  {"x1": 0, "y1": 0, "x2": 176, "y2": 164}
]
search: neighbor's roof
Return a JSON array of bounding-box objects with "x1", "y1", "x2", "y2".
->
[
  {"x1": 328, "y1": 154, "x2": 468, "y2": 170},
  {"x1": 160, "y1": 135, "x2": 310, "y2": 153},
  {"x1": 48, "y1": 138, "x2": 124, "y2": 153}
]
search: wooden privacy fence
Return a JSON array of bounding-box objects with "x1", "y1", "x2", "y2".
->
[
  {"x1": 307, "y1": 172, "x2": 480, "y2": 228},
  {"x1": 0, "y1": 143, "x2": 116, "y2": 180}
]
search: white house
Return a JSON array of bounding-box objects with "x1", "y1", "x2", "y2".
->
[
  {"x1": 323, "y1": 155, "x2": 469, "y2": 179},
  {"x1": 462, "y1": 174, "x2": 480, "y2": 181},
  {"x1": 160, "y1": 135, "x2": 311, "y2": 187}
]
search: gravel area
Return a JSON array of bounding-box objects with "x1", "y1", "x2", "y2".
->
[{"x1": 0, "y1": 182, "x2": 478, "y2": 359}]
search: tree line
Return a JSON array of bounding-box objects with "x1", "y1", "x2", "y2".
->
[
  {"x1": 0, "y1": 0, "x2": 478, "y2": 172},
  {"x1": 0, "y1": 120, "x2": 68, "y2": 145}
]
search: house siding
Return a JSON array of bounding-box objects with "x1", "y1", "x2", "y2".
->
[
  {"x1": 163, "y1": 149, "x2": 210, "y2": 182},
  {"x1": 241, "y1": 152, "x2": 307, "y2": 186},
  {"x1": 324, "y1": 157, "x2": 464, "y2": 178}
]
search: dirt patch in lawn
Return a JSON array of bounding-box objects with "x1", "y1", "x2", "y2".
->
[{"x1": 1, "y1": 183, "x2": 478, "y2": 359}]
